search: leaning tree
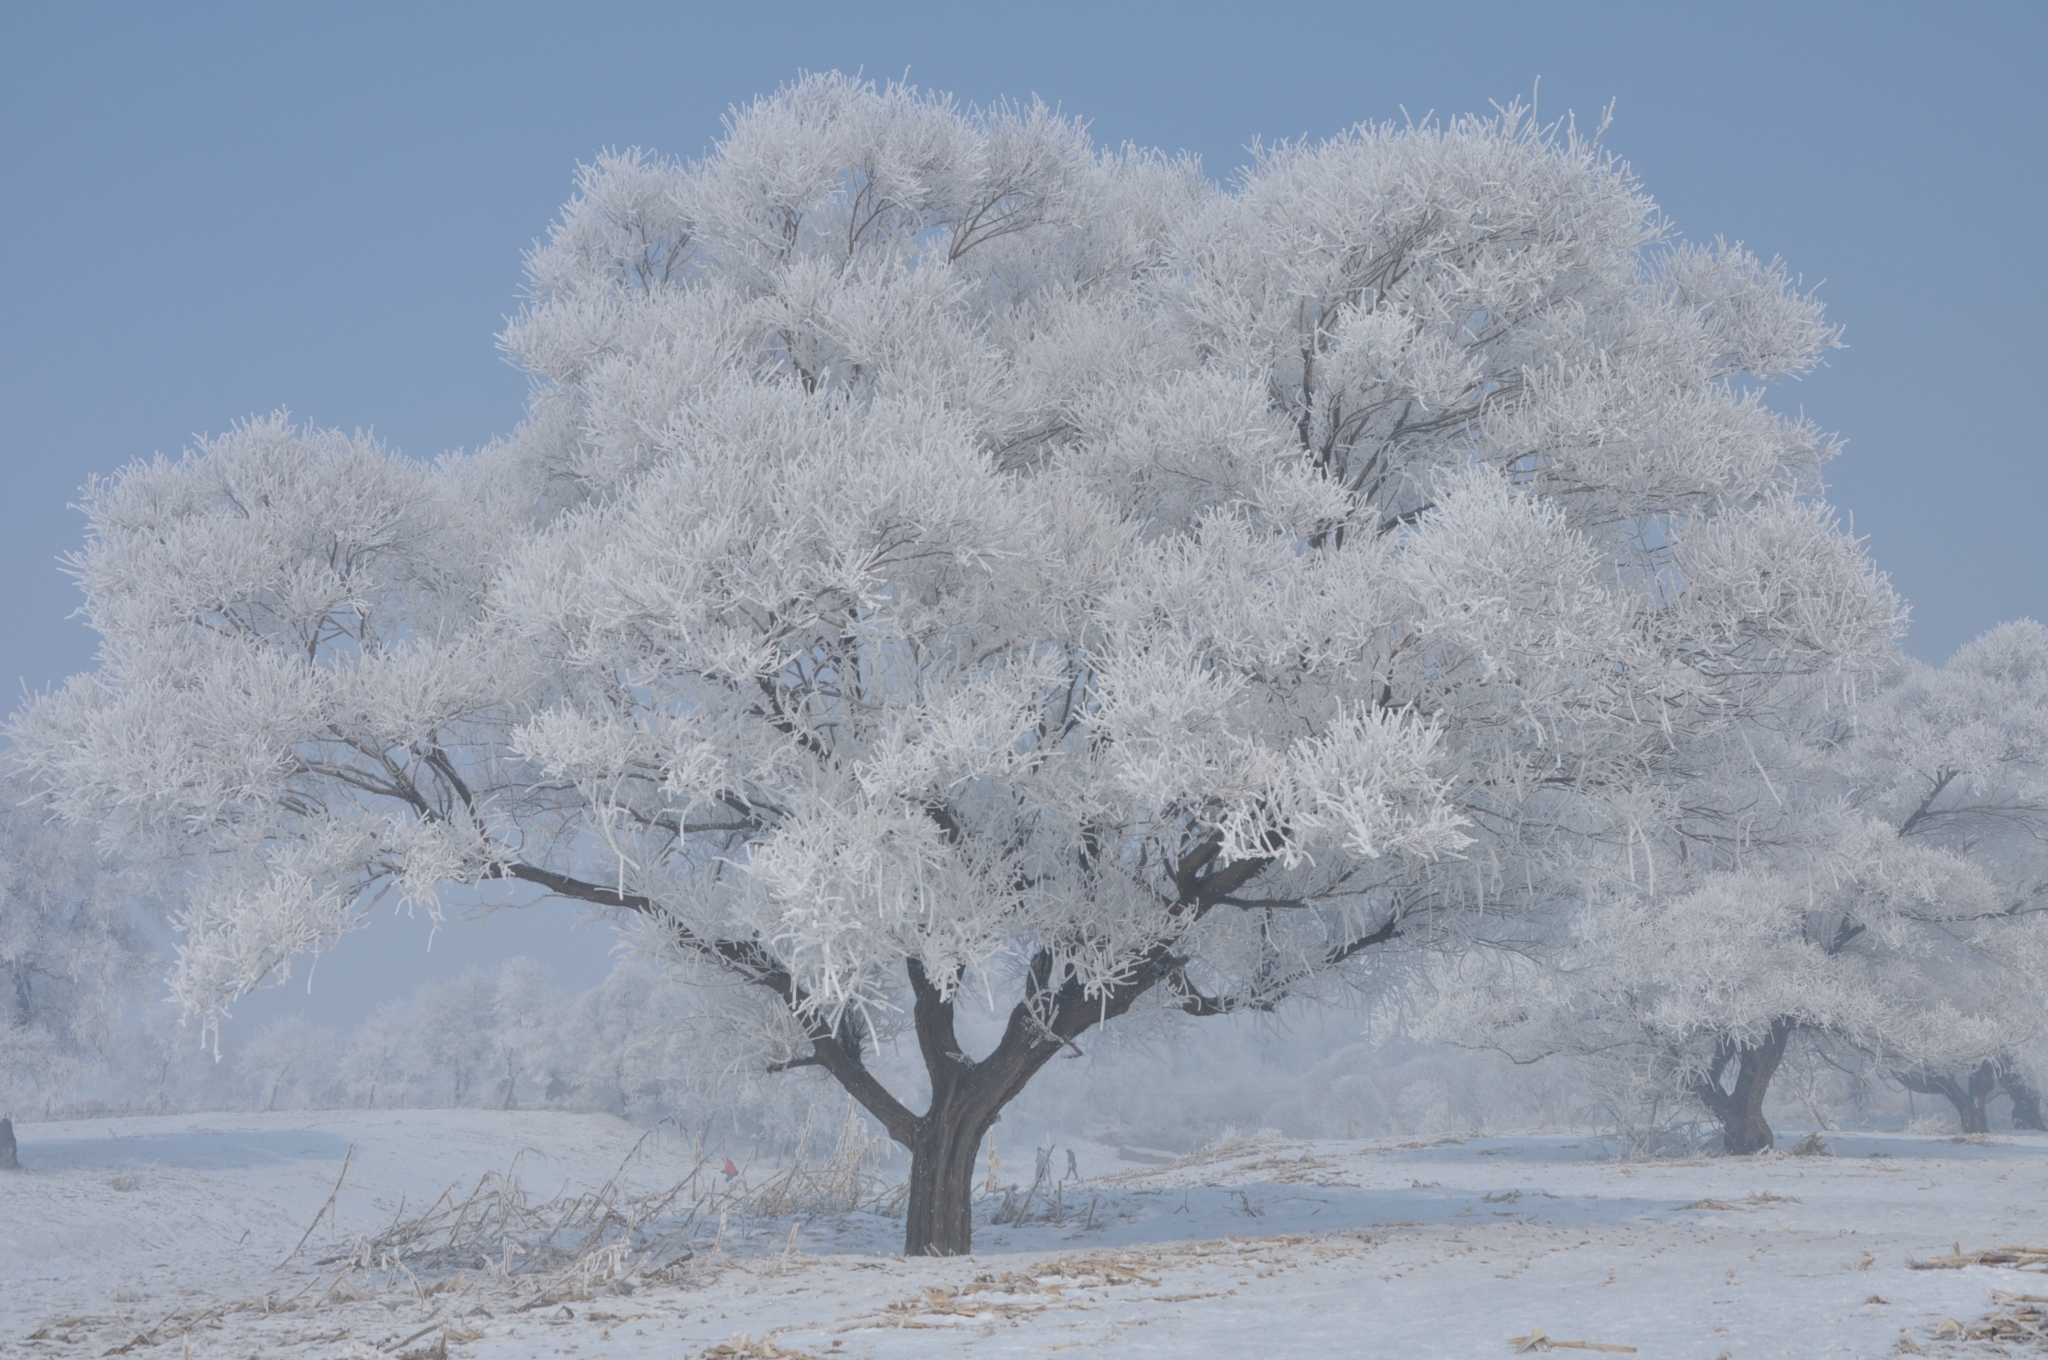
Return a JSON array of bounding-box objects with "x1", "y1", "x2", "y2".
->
[{"x1": 13, "y1": 76, "x2": 1897, "y2": 1250}]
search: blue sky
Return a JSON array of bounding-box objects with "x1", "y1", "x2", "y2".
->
[{"x1": 4, "y1": 1, "x2": 2043, "y2": 1024}]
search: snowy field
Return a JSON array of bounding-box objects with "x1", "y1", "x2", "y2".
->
[{"x1": 4, "y1": 1110, "x2": 2046, "y2": 1359}]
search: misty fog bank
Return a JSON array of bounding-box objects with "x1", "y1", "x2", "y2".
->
[{"x1": 14, "y1": 957, "x2": 2021, "y2": 1165}]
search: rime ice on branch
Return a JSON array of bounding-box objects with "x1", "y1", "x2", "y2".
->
[{"x1": 13, "y1": 74, "x2": 1899, "y2": 1248}]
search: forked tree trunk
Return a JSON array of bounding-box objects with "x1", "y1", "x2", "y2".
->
[
  {"x1": 802, "y1": 955, "x2": 1131, "y2": 1256},
  {"x1": 1902, "y1": 1061, "x2": 1998, "y2": 1134},
  {"x1": 1689, "y1": 1020, "x2": 1794, "y2": 1155},
  {"x1": 751, "y1": 836, "x2": 1326, "y2": 1255},
  {"x1": 892, "y1": 960, "x2": 1071, "y2": 1256}
]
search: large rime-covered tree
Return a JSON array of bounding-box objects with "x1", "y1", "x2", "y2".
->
[{"x1": 14, "y1": 76, "x2": 1896, "y2": 1250}]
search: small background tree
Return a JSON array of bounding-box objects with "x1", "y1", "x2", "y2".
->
[
  {"x1": 1423, "y1": 626, "x2": 2048, "y2": 1150},
  {"x1": 0, "y1": 772, "x2": 157, "y2": 1159},
  {"x1": 1843, "y1": 621, "x2": 2048, "y2": 1131}
]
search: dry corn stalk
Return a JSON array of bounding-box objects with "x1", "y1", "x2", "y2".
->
[
  {"x1": 1027, "y1": 1257, "x2": 1159, "y2": 1286},
  {"x1": 295, "y1": 1103, "x2": 898, "y2": 1308},
  {"x1": 1908, "y1": 1243, "x2": 2048, "y2": 1270},
  {"x1": 702, "y1": 1336, "x2": 820, "y2": 1359},
  {"x1": 1919, "y1": 1290, "x2": 2048, "y2": 1345},
  {"x1": 1509, "y1": 1327, "x2": 1638, "y2": 1353}
]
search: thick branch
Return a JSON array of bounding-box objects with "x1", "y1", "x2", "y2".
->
[
  {"x1": 500, "y1": 862, "x2": 656, "y2": 913},
  {"x1": 907, "y1": 957, "x2": 970, "y2": 1082},
  {"x1": 1324, "y1": 915, "x2": 1403, "y2": 966},
  {"x1": 500, "y1": 861, "x2": 918, "y2": 1140},
  {"x1": 1895, "y1": 769, "x2": 1957, "y2": 839}
]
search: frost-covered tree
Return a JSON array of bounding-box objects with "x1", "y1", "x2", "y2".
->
[
  {"x1": 0, "y1": 773, "x2": 155, "y2": 1145},
  {"x1": 234, "y1": 1013, "x2": 342, "y2": 1111},
  {"x1": 338, "y1": 1001, "x2": 412, "y2": 1109},
  {"x1": 1430, "y1": 834, "x2": 2043, "y2": 1153},
  {"x1": 332, "y1": 958, "x2": 563, "y2": 1110},
  {"x1": 1427, "y1": 627, "x2": 2048, "y2": 1152},
  {"x1": 412, "y1": 967, "x2": 515, "y2": 1108},
  {"x1": 544, "y1": 960, "x2": 839, "y2": 1135},
  {"x1": 13, "y1": 76, "x2": 1896, "y2": 1249},
  {"x1": 1842, "y1": 622, "x2": 2048, "y2": 1131}
]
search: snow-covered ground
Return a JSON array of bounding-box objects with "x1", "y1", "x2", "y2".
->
[{"x1": 4, "y1": 1109, "x2": 2045, "y2": 1358}]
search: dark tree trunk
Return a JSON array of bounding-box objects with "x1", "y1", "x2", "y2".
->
[
  {"x1": 1689, "y1": 1020, "x2": 1794, "y2": 1155},
  {"x1": 1959, "y1": 1063, "x2": 1995, "y2": 1135},
  {"x1": 733, "y1": 830, "x2": 1369, "y2": 1255},
  {"x1": 776, "y1": 953, "x2": 1070, "y2": 1256},
  {"x1": 799, "y1": 946, "x2": 1197, "y2": 1255},
  {"x1": 903, "y1": 1094, "x2": 998, "y2": 1256},
  {"x1": 0, "y1": 1117, "x2": 16, "y2": 1170},
  {"x1": 1901, "y1": 1061, "x2": 1998, "y2": 1135},
  {"x1": 2002, "y1": 1066, "x2": 2046, "y2": 1132},
  {"x1": 525, "y1": 828, "x2": 1403, "y2": 1253},
  {"x1": 892, "y1": 959, "x2": 1069, "y2": 1255}
]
